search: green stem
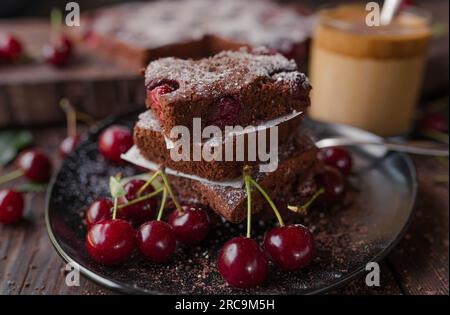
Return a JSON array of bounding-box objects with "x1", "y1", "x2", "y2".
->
[
  {"x1": 137, "y1": 171, "x2": 161, "y2": 196},
  {"x1": 249, "y1": 178, "x2": 284, "y2": 227},
  {"x1": 60, "y1": 98, "x2": 77, "y2": 138},
  {"x1": 423, "y1": 130, "x2": 449, "y2": 144},
  {"x1": 118, "y1": 187, "x2": 164, "y2": 209},
  {"x1": 112, "y1": 197, "x2": 118, "y2": 220},
  {"x1": 50, "y1": 8, "x2": 62, "y2": 42},
  {"x1": 303, "y1": 187, "x2": 325, "y2": 210},
  {"x1": 0, "y1": 169, "x2": 23, "y2": 185},
  {"x1": 156, "y1": 187, "x2": 168, "y2": 221},
  {"x1": 244, "y1": 175, "x2": 252, "y2": 238},
  {"x1": 159, "y1": 169, "x2": 182, "y2": 212}
]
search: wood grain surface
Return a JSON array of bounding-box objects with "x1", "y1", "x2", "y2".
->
[
  {"x1": 0, "y1": 19, "x2": 144, "y2": 128},
  {"x1": 0, "y1": 127, "x2": 448, "y2": 295}
]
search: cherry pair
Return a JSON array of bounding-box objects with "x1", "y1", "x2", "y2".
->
[
  {"x1": 218, "y1": 224, "x2": 315, "y2": 288},
  {"x1": 0, "y1": 34, "x2": 22, "y2": 63},
  {"x1": 218, "y1": 167, "x2": 315, "y2": 288},
  {"x1": 0, "y1": 32, "x2": 73, "y2": 67},
  {"x1": 0, "y1": 150, "x2": 52, "y2": 225}
]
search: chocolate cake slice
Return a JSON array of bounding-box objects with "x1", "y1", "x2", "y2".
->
[
  {"x1": 71, "y1": 0, "x2": 313, "y2": 70},
  {"x1": 133, "y1": 110, "x2": 303, "y2": 181},
  {"x1": 123, "y1": 129, "x2": 321, "y2": 223},
  {"x1": 145, "y1": 49, "x2": 311, "y2": 138}
]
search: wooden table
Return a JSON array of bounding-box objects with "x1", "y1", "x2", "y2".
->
[{"x1": 0, "y1": 126, "x2": 448, "y2": 295}]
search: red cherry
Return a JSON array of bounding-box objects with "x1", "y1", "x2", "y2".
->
[
  {"x1": 0, "y1": 34, "x2": 23, "y2": 62},
  {"x1": 217, "y1": 236, "x2": 268, "y2": 288},
  {"x1": 317, "y1": 147, "x2": 353, "y2": 176},
  {"x1": 264, "y1": 225, "x2": 315, "y2": 271},
  {"x1": 43, "y1": 35, "x2": 73, "y2": 67},
  {"x1": 207, "y1": 96, "x2": 241, "y2": 129},
  {"x1": 98, "y1": 125, "x2": 133, "y2": 164},
  {"x1": 118, "y1": 179, "x2": 157, "y2": 225},
  {"x1": 86, "y1": 219, "x2": 135, "y2": 265},
  {"x1": 59, "y1": 35, "x2": 73, "y2": 53},
  {"x1": 168, "y1": 204, "x2": 210, "y2": 244},
  {"x1": 400, "y1": 0, "x2": 415, "y2": 10},
  {"x1": 85, "y1": 198, "x2": 113, "y2": 228},
  {"x1": 137, "y1": 221, "x2": 177, "y2": 263},
  {"x1": 420, "y1": 113, "x2": 448, "y2": 133},
  {"x1": 148, "y1": 82, "x2": 177, "y2": 121},
  {"x1": 59, "y1": 135, "x2": 80, "y2": 159},
  {"x1": 315, "y1": 166, "x2": 346, "y2": 204},
  {"x1": 0, "y1": 189, "x2": 25, "y2": 224},
  {"x1": 16, "y1": 149, "x2": 52, "y2": 182}
]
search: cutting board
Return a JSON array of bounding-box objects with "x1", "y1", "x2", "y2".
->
[{"x1": 0, "y1": 19, "x2": 145, "y2": 127}]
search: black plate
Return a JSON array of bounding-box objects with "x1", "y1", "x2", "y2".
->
[{"x1": 45, "y1": 113, "x2": 417, "y2": 294}]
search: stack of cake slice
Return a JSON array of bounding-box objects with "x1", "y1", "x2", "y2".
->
[{"x1": 122, "y1": 48, "x2": 321, "y2": 223}]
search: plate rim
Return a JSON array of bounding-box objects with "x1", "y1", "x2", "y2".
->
[{"x1": 45, "y1": 115, "x2": 418, "y2": 295}]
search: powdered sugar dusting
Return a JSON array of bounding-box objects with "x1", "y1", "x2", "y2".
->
[
  {"x1": 145, "y1": 48, "x2": 309, "y2": 100},
  {"x1": 88, "y1": 0, "x2": 314, "y2": 49}
]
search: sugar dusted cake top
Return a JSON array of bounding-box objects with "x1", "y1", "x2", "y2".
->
[{"x1": 145, "y1": 48, "x2": 311, "y2": 101}]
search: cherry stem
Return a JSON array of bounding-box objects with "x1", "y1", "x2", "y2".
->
[
  {"x1": 159, "y1": 169, "x2": 182, "y2": 212},
  {"x1": 112, "y1": 197, "x2": 119, "y2": 220},
  {"x1": 117, "y1": 187, "x2": 164, "y2": 209},
  {"x1": 50, "y1": 8, "x2": 62, "y2": 43},
  {"x1": 0, "y1": 169, "x2": 23, "y2": 185},
  {"x1": 156, "y1": 187, "x2": 168, "y2": 221},
  {"x1": 249, "y1": 178, "x2": 284, "y2": 227},
  {"x1": 423, "y1": 130, "x2": 449, "y2": 144},
  {"x1": 244, "y1": 175, "x2": 253, "y2": 238},
  {"x1": 75, "y1": 111, "x2": 97, "y2": 126},
  {"x1": 287, "y1": 187, "x2": 325, "y2": 214},
  {"x1": 137, "y1": 170, "x2": 161, "y2": 196},
  {"x1": 60, "y1": 98, "x2": 77, "y2": 138}
]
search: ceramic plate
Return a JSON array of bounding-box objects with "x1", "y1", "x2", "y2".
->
[{"x1": 46, "y1": 113, "x2": 417, "y2": 294}]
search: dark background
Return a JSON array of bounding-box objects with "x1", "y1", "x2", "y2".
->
[{"x1": 0, "y1": 0, "x2": 388, "y2": 18}]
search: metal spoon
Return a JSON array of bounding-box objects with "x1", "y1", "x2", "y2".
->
[
  {"x1": 315, "y1": 137, "x2": 449, "y2": 157},
  {"x1": 380, "y1": 0, "x2": 402, "y2": 25}
]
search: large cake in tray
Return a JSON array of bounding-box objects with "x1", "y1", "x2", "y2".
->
[{"x1": 71, "y1": 0, "x2": 314, "y2": 70}]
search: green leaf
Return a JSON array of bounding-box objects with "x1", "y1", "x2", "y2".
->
[
  {"x1": 16, "y1": 182, "x2": 48, "y2": 193},
  {"x1": 0, "y1": 130, "x2": 33, "y2": 166},
  {"x1": 109, "y1": 176, "x2": 126, "y2": 198}
]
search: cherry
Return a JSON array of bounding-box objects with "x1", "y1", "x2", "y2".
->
[
  {"x1": 86, "y1": 219, "x2": 135, "y2": 265},
  {"x1": 0, "y1": 34, "x2": 23, "y2": 63},
  {"x1": 0, "y1": 189, "x2": 25, "y2": 224},
  {"x1": 168, "y1": 204, "x2": 210, "y2": 244},
  {"x1": 317, "y1": 147, "x2": 353, "y2": 176},
  {"x1": 217, "y1": 236, "x2": 268, "y2": 288},
  {"x1": 420, "y1": 112, "x2": 448, "y2": 133},
  {"x1": 315, "y1": 166, "x2": 346, "y2": 204},
  {"x1": 43, "y1": 35, "x2": 73, "y2": 67},
  {"x1": 85, "y1": 198, "x2": 113, "y2": 228},
  {"x1": 59, "y1": 135, "x2": 80, "y2": 159},
  {"x1": 264, "y1": 225, "x2": 315, "y2": 271},
  {"x1": 118, "y1": 179, "x2": 157, "y2": 225},
  {"x1": 207, "y1": 96, "x2": 241, "y2": 129},
  {"x1": 148, "y1": 81, "x2": 178, "y2": 121},
  {"x1": 137, "y1": 220, "x2": 176, "y2": 263},
  {"x1": 400, "y1": 0, "x2": 415, "y2": 10},
  {"x1": 98, "y1": 125, "x2": 133, "y2": 164},
  {"x1": 16, "y1": 149, "x2": 52, "y2": 182}
]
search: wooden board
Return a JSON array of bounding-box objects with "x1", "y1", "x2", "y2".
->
[{"x1": 0, "y1": 19, "x2": 145, "y2": 128}]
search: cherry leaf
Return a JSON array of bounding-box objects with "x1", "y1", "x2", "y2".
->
[{"x1": 109, "y1": 176, "x2": 126, "y2": 198}]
